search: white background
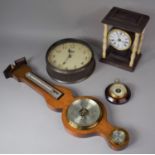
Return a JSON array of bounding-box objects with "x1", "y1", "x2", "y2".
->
[{"x1": 0, "y1": 0, "x2": 155, "y2": 153}]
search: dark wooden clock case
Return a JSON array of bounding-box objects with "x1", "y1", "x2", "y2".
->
[{"x1": 100, "y1": 7, "x2": 150, "y2": 71}]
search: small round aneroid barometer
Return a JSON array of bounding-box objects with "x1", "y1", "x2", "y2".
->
[
  {"x1": 105, "y1": 80, "x2": 131, "y2": 104},
  {"x1": 46, "y1": 38, "x2": 95, "y2": 83},
  {"x1": 67, "y1": 98, "x2": 102, "y2": 130}
]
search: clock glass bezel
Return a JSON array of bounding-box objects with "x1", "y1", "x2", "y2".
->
[
  {"x1": 46, "y1": 38, "x2": 94, "y2": 74},
  {"x1": 108, "y1": 29, "x2": 132, "y2": 51}
]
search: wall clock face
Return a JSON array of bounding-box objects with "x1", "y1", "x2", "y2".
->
[
  {"x1": 108, "y1": 29, "x2": 132, "y2": 51},
  {"x1": 46, "y1": 38, "x2": 95, "y2": 83},
  {"x1": 47, "y1": 42, "x2": 92, "y2": 71}
]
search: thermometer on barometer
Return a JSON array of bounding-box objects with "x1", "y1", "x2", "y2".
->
[{"x1": 4, "y1": 57, "x2": 129, "y2": 151}]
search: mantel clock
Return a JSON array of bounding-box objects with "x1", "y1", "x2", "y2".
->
[{"x1": 100, "y1": 7, "x2": 150, "y2": 71}]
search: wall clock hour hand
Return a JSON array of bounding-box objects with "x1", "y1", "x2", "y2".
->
[{"x1": 63, "y1": 51, "x2": 72, "y2": 65}]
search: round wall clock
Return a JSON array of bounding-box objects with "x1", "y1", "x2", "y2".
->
[{"x1": 46, "y1": 38, "x2": 95, "y2": 83}]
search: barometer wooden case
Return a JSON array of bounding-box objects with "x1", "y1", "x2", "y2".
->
[
  {"x1": 3, "y1": 57, "x2": 130, "y2": 151},
  {"x1": 100, "y1": 7, "x2": 150, "y2": 71}
]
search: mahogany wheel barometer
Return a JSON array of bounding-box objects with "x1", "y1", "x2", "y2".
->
[{"x1": 3, "y1": 57, "x2": 129, "y2": 151}]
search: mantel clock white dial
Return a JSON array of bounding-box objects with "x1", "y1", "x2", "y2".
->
[{"x1": 108, "y1": 29, "x2": 132, "y2": 51}]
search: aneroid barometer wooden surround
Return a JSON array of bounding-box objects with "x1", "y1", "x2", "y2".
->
[
  {"x1": 4, "y1": 57, "x2": 129, "y2": 151},
  {"x1": 100, "y1": 7, "x2": 150, "y2": 71}
]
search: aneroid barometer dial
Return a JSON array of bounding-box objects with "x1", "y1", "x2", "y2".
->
[
  {"x1": 105, "y1": 80, "x2": 131, "y2": 105},
  {"x1": 108, "y1": 29, "x2": 132, "y2": 51},
  {"x1": 46, "y1": 38, "x2": 95, "y2": 83},
  {"x1": 67, "y1": 98, "x2": 102, "y2": 130}
]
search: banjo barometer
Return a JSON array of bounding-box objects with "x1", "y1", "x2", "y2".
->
[{"x1": 4, "y1": 57, "x2": 129, "y2": 151}]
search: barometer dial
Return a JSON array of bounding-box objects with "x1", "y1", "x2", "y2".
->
[
  {"x1": 67, "y1": 98, "x2": 102, "y2": 130},
  {"x1": 105, "y1": 80, "x2": 131, "y2": 104}
]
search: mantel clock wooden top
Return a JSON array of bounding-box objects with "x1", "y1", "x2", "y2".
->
[
  {"x1": 100, "y1": 7, "x2": 150, "y2": 71},
  {"x1": 102, "y1": 7, "x2": 150, "y2": 33}
]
